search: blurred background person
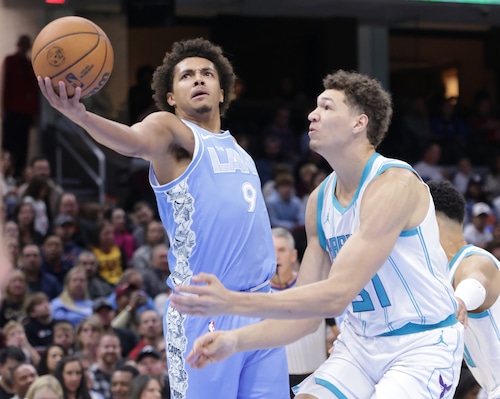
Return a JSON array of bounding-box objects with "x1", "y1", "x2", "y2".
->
[
  {"x1": 0, "y1": 346, "x2": 27, "y2": 399},
  {"x1": 2, "y1": 321, "x2": 40, "y2": 366},
  {"x1": 0, "y1": 269, "x2": 27, "y2": 327},
  {"x1": 24, "y1": 292, "x2": 58, "y2": 353},
  {"x1": 74, "y1": 316, "x2": 103, "y2": 366},
  {"x1": 25, "y1": 375, "x2": 63, "y2": 399},
  {"x1": 37, "y1": 344, "x2": 66, "y2": 377},
  {"x1": 54, "y1": 355, "x2": 92, "y2": 399},
  {"x1": 127, "y1": 375, "x2": 161, "y2": 399},
  {"x1": 110, "y1": 365, "x2": 138, "y2": 399},
  {"x1": 10, "y1": 363, "x2": 38, "y2": 399}
]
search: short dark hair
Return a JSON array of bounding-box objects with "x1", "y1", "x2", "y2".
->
[
  {"x1": 0, "y1": 346, "x2": 26, "y2": 365},
  {"x1": 151, "y1": 38, "x2": 235, "y2": 116},
  {"x1": 114, "y1": 364, "x2": 139, "y2": 379},
  {"x1": 427, "y1": 180, "x2": 466, "y2": 224},
  {"x1": 26, "y1": 292, "x2": 50, "y2": 315}
]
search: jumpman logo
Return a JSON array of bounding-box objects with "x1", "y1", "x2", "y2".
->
[
  {"x1": 324, "y1": 212, "x2": 330, "y2": 225},
  {"x1": 439, "y1": 375, "x2": 452, "y2": 398},
  {"x1": 434, "y1": 331, "x2": 448, "y2": 346}
]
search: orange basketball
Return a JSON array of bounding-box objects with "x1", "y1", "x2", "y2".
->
[{"x1": 31, "y1": 16, "x2": 114, "y2": 98}]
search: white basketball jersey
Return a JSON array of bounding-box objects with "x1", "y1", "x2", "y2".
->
[
  {"x1": 317, "y1": 152, "x2": 457, "y2": 337},
  {"x1": 449, "y1": 244, "x2": 500, "y2": 396}
]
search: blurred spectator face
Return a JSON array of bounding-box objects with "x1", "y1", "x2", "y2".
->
[
  {"x1": 0, "y1": 357, "x2": 20, "y2": 386},
  {"x1": 12, "y1": 364, "x2": 37, "y2": 398},
  {"x1": 97, "y1": 335, "x2": 121, "y2": 366},
  {"x1": 458, "y1": 158, "x2": 472, "y2": 175},
  {"x1": 155, "y1": 340, "x2": 167, "y2": 371},
  {"x1": 150, "y1": 245, "x2": 169, "y2": 272},
  {"x1": 78, "y1": 357, "x2": 94, "y2": 392},
  {"x1": 29, "y1": 299, "x2": 52, "y2": 323},
  {"x1": 276, "y1": 183, "x2": 294, "y2": 201},
  {"x1": 111, "y1": 370, "x2": 134, "y2": 399},
  {"x1": 67, "y1": 270, "x2": 87, "y2": 300},
  {"x1": 59, "y1": 194, "x2": 79, "y2": 219},
  {"x1": 141, "y1": 378, "x2": 162, "y2": 399},
  {"x1": 17, "y1": 203, "x2": 34, "y2": 227},
  {"x1": 472, "y1": 214, "x2": 489, "y2": 231},
  {"x1": 5, "y1": 221, "x2": 19, "y2": 239},
  {"x1": 6, "y1": 272, "x2": 26, "y2": 298},
  {"x1": 43, "y1": 236, "x2": 63, "y2": 262},
  {"x1": 46, "y1": 346, "x2": 64, "y2": 374},
  {"x1": 77, "y1": 253, "x2": 98, "y2": 279},
  {"x1": 135, "y1": 205, "x2": 153, "y2": 226},
  {"x1": 55, "y1": 223, "x2": 75, "y2": 243},
  {"x1": 1, "y1": 151, "x2": 13, "y2": 174},
  {"x1": 21, "y1": 245, "x2": 42, "y2": 273},
  {"x1": 62, "y1": 360, "x2": 83, "y2": 396},
  {"x1": 138, "y1": 311, "x2": 161, "y2": 341},
  {"x1": 146, "y1": 222, "x2": 165, "y2": 245},
  {"x1": 6, "y1": 237, "x2": 19, "y2": 265},
  {"x1": 137, "y1": 356, "x2": 163, "y2": 379},
  {"x1": 93, "y1": 307, "x2": 115, "y2": 329},
  {"x1": 53, "y1": 327, "x2": 74, "y2": 352},
  {"x1": 5, "y1": 325, "x2": 25, "y2": 346},
  {"x1": 78, "y1": 321, "x2": 101, "y2": 348},
  {"x1": 32, "y1": 159, "x2": 51, "y2": 179},
  {"x1": 111, "y1": 209, "x2": 127, "y2": 232},
  {"x1": 99, "y1": 223, "x2": 115, "y2": 248}
]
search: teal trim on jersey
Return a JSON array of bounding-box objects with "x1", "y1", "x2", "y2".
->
[
  {"x1": 378, "y1": 314, "x2": 457, "y2": 336},
  {"x1": 463, "y1": 346, "x2": 477, "y2": 368},
  {"x1": 317, "y1": 176, "x2": 329, "y2": 250},
  {"x1": 315, "y1": 378, "x2": 348, "y2": 399},
  {"x1": 332, "y1": 152, "x2": 379, "y2": 214},
  {"x1": 399, "y1": 228, "x2": 418, "y2": 236},
  {"x1": 468, "y1": 310, "x2": 490, "y2": 319},
  {"x1": 448, "y1": 245, "x2": 474, "y2": 271},
  {"x1": 460, "y1": 246, "x2": 500, "y2": 270}
]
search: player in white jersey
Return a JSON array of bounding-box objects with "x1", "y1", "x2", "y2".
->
[
  {"x1": 429, "y1": 180, "x2": 500, "y2": 399},
  {"x1": 171, "y1": 70, "x2": 464, "y2": 398},
  {"x1": 37, "y1": 38, "x2": 289, "y2": 399}
]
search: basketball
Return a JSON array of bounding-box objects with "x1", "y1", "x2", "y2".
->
[{"x1": 31, "y1": 16, "x2": 114, "y2": 98}]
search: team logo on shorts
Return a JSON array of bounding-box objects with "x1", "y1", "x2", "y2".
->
[
  {"x1": 47, "y1": 46, "x2": 65, "y2": 67},
  {"x1": 439, "y1": 375, "x2": 452, "y2": 398},
  {"x1": 208, "y1": 321, "x2": 215, "y2": 332}
]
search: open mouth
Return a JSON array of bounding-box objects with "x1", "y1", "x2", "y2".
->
[{"x1": 192, "y1": 90, "x2": 208, "y2": 99}]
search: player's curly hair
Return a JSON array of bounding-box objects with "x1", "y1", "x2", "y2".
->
[
  {"x1": 427, "y1": 180, "x2": 466, "y2": 224},
  {"x1": 151, "y1": 37, "x2": 235, "y2": 116},
  {"x1": 322, "y1": 70, "x2": 392, "y2": 148}
]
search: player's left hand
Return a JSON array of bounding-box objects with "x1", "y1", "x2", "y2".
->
[
  {"x1": 170, "y1": 273, "x2": 232, "y2": 316},
  {"x1": 455, "y1": 297, "x2": 468, "y2": 328}
]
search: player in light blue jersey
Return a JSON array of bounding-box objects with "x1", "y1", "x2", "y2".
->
[
  {"x1": 429, "y1": 180, "x2": 500, "y2": 399},
  {"x1": 37, "y1": 38, "x2": 288, "y2": 399},
  {"x1": 171, "y1": 70, "x2": 464, "y2": 399}
]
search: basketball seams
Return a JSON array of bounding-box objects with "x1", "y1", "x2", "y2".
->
[{"x1": 32, "y1": 32, "x2": 99, "y2": 65}]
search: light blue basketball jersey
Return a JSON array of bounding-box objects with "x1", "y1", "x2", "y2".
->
[
  {"x1": 317, "y1": 152, "x2": 457, "y2": 337},
  {"x1": 449, "y1": 244, "x2": 500, "y2": 396},
  {"x1": 149, "y1": 120, "x2": 287, "y2": 399}
]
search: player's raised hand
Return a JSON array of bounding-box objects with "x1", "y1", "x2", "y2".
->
[
  {"x1": 37, "y1": 77, "x2": 87, "y2": 122},
  {"x1": 187, "y1": 330, "x2": 237, "y2": 369},
  {"x1": 170, "y1": 273, "x2": 232, "y2": 317}
]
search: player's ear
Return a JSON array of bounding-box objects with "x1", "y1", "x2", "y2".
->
[
  {"x1": 167, "y1": 92, "x2": 175, "y2": 107},
  {"x1": 219, "y1": 88, "x2": 224, "y2": 104}
]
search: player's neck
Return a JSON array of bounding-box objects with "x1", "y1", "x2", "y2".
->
[
  {"x1": 440, "y1": 232, "x2": 468, "y2": 262},
  {"x1": 181, "y1": 112, "x2": 221, "y2": 134},
  {"x1": 334, "y1": 149, "x2": 375, "y2": 201}
]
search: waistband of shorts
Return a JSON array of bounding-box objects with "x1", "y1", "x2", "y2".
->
[
  {"x1": 240, "y1": 280, "x2": 271, "y2": 293},
  {"x1": 377, "y1": 313, "x2": 458, "y2": 337}
]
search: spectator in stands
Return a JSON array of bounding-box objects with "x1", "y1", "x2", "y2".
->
[
  {"x1": 10, "y1": 363, "x2": 38, "y2": 399},
  {"x1": 0, "y1": 346, "x2": 27, "y2": 399},
  {"x1": 5, "y1": 236, "x2": 21, "y2": 269},
  {"x1": 110, "y1": 365, "x2": 139, "y2": 399},
  {"x1": 74, "y1": 316, "x2": 103, "y2": 366},
  {"x1": 92, "y1": 298, "x2": 138, "y2": 359},
  {"x1": 484, "y1": 154, "x2": 500, "y2": 200},
  {"x1": 51, "y1": 266, "x2": 93, "y2": 328},
  {"x1": 107, "y1": 270, "x2": 155, "y2": 316},
  {"x1": 24, "y1": 293, "x2": 58, "y2": 352},
  {"x1": 15, "y1": 203, "x2": 44, "y2": 247},
  {"x1": 110, "y1": 208, "x2": 135, "y2": 262},
  {"x1": 412, "y1": 141, "x2": 448, "y2": 182},
  {"x1": 52, "y1": 321, "x2": 75, "y2": 356},
  {"x1": 2, "y1": 321, "x2": 40, "y2": 366},
  {"x1": 452, "y1": 157, "x2": 476, "y2": 195},
  {"x1": 134, "y1": 347, "x2": 170, "y2": 399},
  {"x1": 91, "y1": 221, "x2": 126, "y2": 287},
  {"x1": 25, "y1": 375, "x2": 63, "y2": 399},
  {"x1": 127, "y1": 310, "x2": 162, "y2": 361},
  {"x1": 127, "y1": 375, "x2": 162, "y2": 399},
  {"x1": 57, "y1": 192, "x2": 94, "y2": 249},
  {"x1": 89, "y1": 332, "x2": 122, "y2": 399},
  {"x1": 131, "y1": 202, "x2": 155, "y2": 248},
  {"x1": 463, "y1": 202, "x2": 494, "y2": 248},
  {"x1": 464, "y1": 174, "x2": 491, "y2": 224},
  {"x1": 109, "y1": 284, "x2": 149, "y2": 332},
  {"x1": 77, "y1": 251, "x2": 114, "y2": 300},
  {"x1": 77, "y1": 355, "x2": 104, "y2": 399},
  {"x1": 21, "y1": 244, "x2": 61, "y2": 300},
  {"x1": 22, "y1": 175, "x2": 50, "y2": 237},
  {"x1": 0, "y1": 269, "x2": 27, "y2": 327},
  {"x1": 54, "y1": 355, "x2": 92, "y2": 399},
  {"x1": 40, "y1": 235, "x2": 69, "y2": 285},
  {"x1": 18, "y1": 157, "x2": 63, "y2": 222},
  {"x1": 52, "y1": 214, "x2": 83, "y2": 272},
  {"x1": 255, "y1": 136, "x2": 287, "y2": 187},
  {"x1": 141, "y1": 244, "x2": 171, "y2": 300},
  {"x1": 399, "y1": 96, "x2": 432, "y2": 163},
  {"x1": 130, "y1": 221, "x2": 166, "y2": 270},
  {"x1": 37, "y1": 344, "x2": 66, "y2": 376},
  {"x1": 265, "y1": 172, "x2": 305, "y2": 231}
]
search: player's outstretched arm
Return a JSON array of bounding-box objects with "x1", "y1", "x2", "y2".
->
[
  {"x1": 37, "y1": 77, "x2": 188, "y2": 161},
  {"x1": 454, "y1": 254, "x2": 500, "y2": 313},
  {"x1": 172, "y1": 169, "x2": 422, "y2": 320}
]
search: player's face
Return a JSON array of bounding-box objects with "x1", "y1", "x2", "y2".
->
[
  {"x1": 167, "y1": 57, "x2": 224, "y2": 119},
  {"x1": 307, "y1": 89, "x2": 359, "y2": 156}
]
